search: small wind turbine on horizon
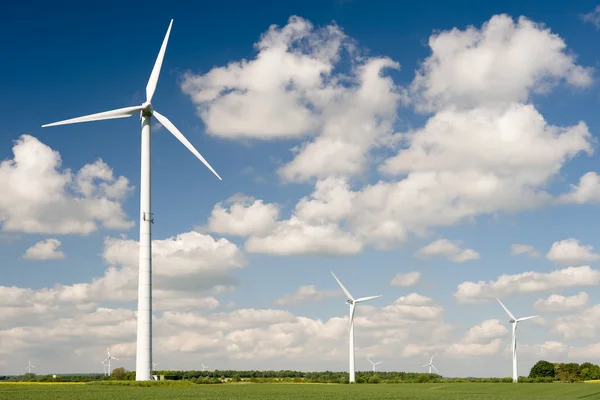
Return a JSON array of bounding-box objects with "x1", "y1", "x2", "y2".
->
[
  {"x1": 26, "y1": 360, "x2": 35, "y2": 374},
  {"x1": 422, "y1": 355, "x2": 439, "y2": 374},
  {"x1": 367, "y1": 358, "x2": 382, "y2": 372},
  {"x1": 42, "y1": 19, "x2": 222, "y2": 381},
  {"x1": 496, "y1": 298, "x2": 538, "y2": 383},
  {"x1": 202, "y1": 363, "x2": 208, "y2": 371},
  {"x1": 103, "y1": 348, "x2": 119, "y2": 376},
  {"x1": 331, "y1": 272, "x2": 381, "y2": 383}
]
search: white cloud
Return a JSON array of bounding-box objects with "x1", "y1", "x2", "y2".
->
[
  {"x1": 23, "y1": 238, "x2": 66, "y2": 260},
  {"x1": 510, "y1": 244, "x2": 540, "y2": 258},
  {"x1": 446, "y1": 319, "x2": 507, "y2": 358},
  {"x1": 245, "y1": 216, "x2": 363, "y2": 256},
  {"x1": 181, "y1": 16, "x2": 403, "y2": 183},
  {"x1": 416, "y1": 239, "x2": 480, "y2": 263},
  {"x1": 569, "y1": 343, "x2": 600, "y2": 359},
  {"x1": 274, "y1": 285, "x2": 342, "y2": 306},
  {"x1": 553, "y1": 305, "x2": 600, "y2": 340},
  {"x1": 390, "y1": 271, "x2": 421, "y2": 287},
  {"x1": 533, "y1": 292, "x2": 589, "y2": 313},
  {"x1": 454, "y1": 266, "x2": 600, "y2": 302},
  {"x1": 546, "y1": 238, "x2": 600, "y2": 265},
  {"x1": 409, "y1": 14, "x2": 593, "y2": 112},
  {"x1": 582, "y1": 6, "x2": 600, "y2": 30},
  {"x1": 204, "y1": 195, "x2": 279, "y2": 236},
  {"x1": 0, "y1": 135, "x2": 134, "y2": 234},
  {"x1": 558, "y1": 172, "x2": 600, "y2": 204}
]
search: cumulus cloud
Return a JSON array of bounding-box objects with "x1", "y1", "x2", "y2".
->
[
  {"x1": 0, "y1": 135, "x2": 134, "y2": 234},
  {"x1": 409, "y1": 14, "x2": 593, "y2": 112},
  {"x1": 245, "y1": 216, "x2": 363, "y2": 256},
  {"x1": 415, "y1": 239, "x2": 480, "y2": 263},
  {"x1": 533, "y1": 292, "x2": 589, "y2": 313},
  {"x1": 553, "y1": 305, "x2": 600, "y2": 340},
  {"x1": 274, "y1": 285, "x2": 342, "y2": 306},
  {"x1": 446, "y1": 319, "x2": 507, "y2": 357},
  {"x1": 510, "y1": 244, "x2": 540, "y2": 258},
  {"x1": 454, "y1": 266, "x2": 600, "y2": 302},
  {"x1": 558, "y1": 172, "x2": 600, "y2": 204},
  {"x1": 546, "y1": 238, "x2": 600, "y2": 265},
  {"x1": 204, "y1": 195, "x2": 280, "y2": 236},
  {"x1": 181, "y1": 16, "x2": 403, "y2": 183},
  {"x1": 390, "y1": 271, "x2": 421, "y2": 287},
  {"x1": 23, "y1": 238, "x2": 66, "y2": 260}
]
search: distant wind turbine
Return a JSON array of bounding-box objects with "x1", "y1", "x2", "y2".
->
[
  {"x1": 331, "y1": 272, "x2": 381, "y2": 383},
  {"x1": 26, "y1": 360, "x2": 35, "y2": 374},
  {"x1": 103, "y1": 348, "x2": 119, "y2": 376},
  {"x1": 422, "y1": 355, "x2": 439, "y2": 374},
  {"x1": 367, "y1": 358, "x2": 382, "y2": 372},
  {"x1": 496, "y1": 298, "x2": 538, "y2": 383},
  {"x1": 202, "y1": 363, "x2": 208, "y2": 371},
  {"x1": 42, "y1": 19, "x2": 222, "y2": 381}
]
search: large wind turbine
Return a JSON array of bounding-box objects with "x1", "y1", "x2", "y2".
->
[
  {"x1": 331, "y1": 272, "x2": 381, "y2": 383},
  {"x1": 367, "y1": 358, "x2": 382, "y2": 372},
  {"x1": 103, "y1": 348, "x2": 119, "y2": 376},
  {"x1": 422, "y1": 355, "x2": 439, "y2": 374},
  {"x1": 496, "y1": 298, "x2": 538, "y2": 383},
  {"x1": 42, "y1": 20, "x2": 221, "y2": 381},
  {"x1": 26, "y1": 360, "x2": 35, "y2": 374}
]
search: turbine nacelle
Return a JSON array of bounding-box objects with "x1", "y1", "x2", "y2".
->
[
  {"x1": 346, "y1": 299, "x2": 354, "y2": 305},
  {"x1": 509, "y1": 318, "x2": 516, "y2": 324}
]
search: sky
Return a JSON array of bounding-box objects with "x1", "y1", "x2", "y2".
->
[{"x1": 2, "y1": 0, "x2": 600, "y2": 378}]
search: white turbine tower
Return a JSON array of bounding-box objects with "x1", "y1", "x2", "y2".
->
[
  {"x1": 26, "y1": 360, "x2": 35, "y2": 374},
  {"x1": 367, "y1": 358, "x2": 382, "y2": 372},
  {"x1": 42, "y1": 20, "x2": 221, "y2": 381},
  {"x1": 496, "y1": 298, "x2": 538, "y2": 383},
  {"x1": 103, "y1": 348, "x2": 119, "y2": 376},
  {"x1": 202, "y1": 363, "x2": 208, "y2": 371},
  {"x1": 331, "y1": 272, "x2": 381, "y2": 383},
  {"x1": 422, "y1": 355, "x2": 439, "y2": 374}
]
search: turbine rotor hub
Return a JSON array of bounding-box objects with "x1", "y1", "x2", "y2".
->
[
  {"x1": 346, "y1": 299, "x2": 353, "y2": 305},
  {"x1": 141, "y1": 102, "x2": 153, "y2": 117}
]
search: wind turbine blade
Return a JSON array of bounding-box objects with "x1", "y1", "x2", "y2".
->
[
  {"x1": 430, "y1": 356, "x2": 434, "y2": 364},
  {"x1": 375, "y1": 361, "x2": 382, "y2": 365},
  {"x1": 42, "y1": 105, "x2": 143, "y2": 127},
  {"x1": 355, "y1": 295, "x2": 382, "y2": 303},
  {"x1": 496, "y1": 298, "x2": 516, "y2": 320},
  {"x1": 432, "y1": 365, "x2": 439, "y2": 373},
  {"x1": 516, "y1": 315, "x2": 539, "y2": 322},
  {"x1": 422, "y1": 364, "x2": 429, "y2": 367},
  {"x1": 330, "y1": 272, "x2": 354, "y2": 301},
  {"x1": 153, "y1": 110, "x2": 222, "y2": 180},
  {"x1": 146, "y1": 19, "x2": 173, "y2": 103}
]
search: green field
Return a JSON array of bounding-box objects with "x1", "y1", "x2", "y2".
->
[{"x1": 2, "y1": 383, "x2": 600, "y2": 399}]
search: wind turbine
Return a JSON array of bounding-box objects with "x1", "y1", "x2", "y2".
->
[
  {"x1": 202, "y1": 363, "x2": 208, "y2": 371},
  {"x1": 102, "y1": 348, "x2": 119, "y2": 376},
  {"x1": 331, "y1": 272, "x2": 381, "y2": 383},
  {"x1": 41, "y1": 20, "x2": 221, "y2": 381},
  {"x1": 496, "y1": 298, "x2": 538, "y2": 383},
  {"x1": 367, "y1": 358, "x2": 382, "y2": 372},
  {"x1": 422, "y1": 355, "x2": 439, "y2": 374},
  {"x1": 26, "y1": 360, "x2": 35, "y2": 374}
]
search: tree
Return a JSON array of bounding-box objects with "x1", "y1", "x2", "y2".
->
[
  {"x1": 111, "y1": 367, "x2": 127, "y2": 380},
  {"x1": 529, "y1": 360, "x2": 555, "y2": 379},
  {"x1": 580, "y1": 362, "x2": 600, "y2": 380}
]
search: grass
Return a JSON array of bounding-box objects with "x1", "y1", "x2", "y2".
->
[{"x1": 1, "y1": 382, "x2": 600, "y2": 399}]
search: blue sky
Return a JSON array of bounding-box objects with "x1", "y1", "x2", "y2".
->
[{"x1": 3, "y1": 0, "x2": 600, "y2": 377}]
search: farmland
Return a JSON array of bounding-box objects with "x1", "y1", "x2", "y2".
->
[{"x1": 2, "y1": 382, "x2": 600, "y2": 399}]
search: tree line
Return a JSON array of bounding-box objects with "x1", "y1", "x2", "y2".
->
[
  {"x1": 528, "y1": 360, "x2": 600, "y2": 382},
  {"x1": 2, "y1": 361, "x2": 598, "y2": 384}
]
